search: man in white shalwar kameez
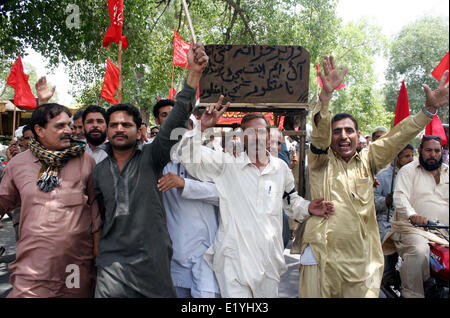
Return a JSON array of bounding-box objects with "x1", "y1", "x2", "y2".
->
[{"x1": 172, "y1": 98, "x2": 334, "y2": 297}]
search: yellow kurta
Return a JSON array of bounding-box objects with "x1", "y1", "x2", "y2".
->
[{"x1": 299, "y1": 99, "x2": 432, "y2": 298}]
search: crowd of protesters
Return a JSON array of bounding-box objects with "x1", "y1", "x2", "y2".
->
[{"x1": 0, "y1": 44, "x2": 448, "y2": 298}]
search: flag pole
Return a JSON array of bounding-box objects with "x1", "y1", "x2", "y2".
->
[
  {"x1": 170, "y1": 61, "x2": 175, "y2": 99},
  {"x1": 12, "y1": 106, "x2": 17, "y2": 139},
  {"x1": 118, "y1": 40, "x2": 123, "y2": 103},
  {"x1": 181, "y1": 0, "x2": 197, "y2": 43}
]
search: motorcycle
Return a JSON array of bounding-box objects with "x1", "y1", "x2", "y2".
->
[{"x1": 381, "y1": 220, "x2": 449, "y2": 298}]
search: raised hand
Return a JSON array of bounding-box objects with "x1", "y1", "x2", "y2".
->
[
  {"x1": 35, "y1": 76, "x2": 56, "y2": 105},
  {"x1": 308, "y1": 197, "x2": 335, "y2": 219},
  {"x1": 188, "y1": 42, "x2": 209, "y2": 74},
  {"x1": 318, "y1": 56, "x2": 348, "y2": 102},
  {"x1": 423, "y1": 70, "x2": 449, "y2": 113},
  {"x1": 200, "y1": 95, "x2": 230, "y2": 132},
  {"x1": 6, "y1": 141, "x2": 20, "y2": 160}
]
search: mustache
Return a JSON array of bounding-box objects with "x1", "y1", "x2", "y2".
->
[
  {"x1": 112, "y1": 133, "x2": 128, "y2": 139},
  {"x1": 60, "y1": 134, "x2": 71, "y2": 140},
  {"x1": 89, "y1": 128, "x2": 103, "y2": 134}
]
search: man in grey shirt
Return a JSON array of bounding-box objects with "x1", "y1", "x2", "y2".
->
[{"x1": 93, "y1": 43, "x2": 208, "y2": 297}]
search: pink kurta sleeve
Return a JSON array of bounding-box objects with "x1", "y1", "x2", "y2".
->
[{"x1": 0, "y1": 162, "x2": 21, "y2": 217}]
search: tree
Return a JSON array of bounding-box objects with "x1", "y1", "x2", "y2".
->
[
  {"x1": 330, "y1": 19, "x2": 394, "y2": 135},
  {"x1": 384, "y1": 16, "x2": 449, "y2": 123},
  {"x1": 3, "y1": 0, "x2": 391, "y2": 132}
]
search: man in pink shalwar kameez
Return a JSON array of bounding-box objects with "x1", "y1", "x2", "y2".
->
[{"x1": 0, "y1": 100, "x2": 102, "y2": 297}]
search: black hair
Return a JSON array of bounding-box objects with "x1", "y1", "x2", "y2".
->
[
  {"x1": 153, "y1": 99, "x2": 175, "y2": 119},
  {"x1": 331, "y1": 113, "x2": 358, "y2": 131},
  {"x1": 22, "y1": 124, "x2": 31, "y2": 134},
  {"x1": 398, "y1": 144, "x2": 414, "y2": 157},
  {"x1": 73, "y1": 109, "x2": 84, "y2": 121},
  {"x1": 150, "y1": 126, "x2": 160, "y2": 131},
  {"x1": 240, "y1": 113, "x2": 270, "y2": 131},
  {"x1": 82, "y1": 105, "x2": 106, "y2": 124},
  {"x1": 105, "y1": 103, "x2": 142, "y2": 128},
  {"x1": 30, "y1": 103, "x2": 72, "y2": 140},
  {"x1": 419, "y1": 135, "x2": 442, "y2": 149}
]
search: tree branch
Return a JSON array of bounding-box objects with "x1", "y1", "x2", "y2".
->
[
  {"x1": 224, "y1": 0, "x2": 239, "y2": 44},
  {"x1": 149, "y1": 0, "x2": 171, "y2": 35},
  {"x1": 222, "y1": 0, "x2": 255, "y2": 42}
]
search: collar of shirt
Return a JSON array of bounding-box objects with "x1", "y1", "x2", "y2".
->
[
  {"x1": 87, "y1": 143, "x2": 100, "y2": 153},
  {"x1": 239, "y1": 150, "x2": 278, "y2": 175}
]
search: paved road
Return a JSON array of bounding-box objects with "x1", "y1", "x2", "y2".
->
[
  {"x1": 0, "y1": 215, "x2": 300, "y2": 298},
  {"x1": 279, "y1": 241, "x2": 300, "y2": 298}
]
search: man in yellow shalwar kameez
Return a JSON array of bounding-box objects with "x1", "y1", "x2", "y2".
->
[{"x1": 297, "y1": 56, "x2": 449, "y2": 298}]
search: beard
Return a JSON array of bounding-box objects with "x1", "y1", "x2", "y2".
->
[
  {"x1": 419, "y1": 152, "x2": 443, "y2": 171},
  {"x1": 85, "y1": 129, "x2": 106, "y2": 146}
]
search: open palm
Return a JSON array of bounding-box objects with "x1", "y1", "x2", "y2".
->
[
  {"x1": 308, "y1": 198, "x2": 335, "y2": 219},
  {"x1": 318, "y1": 56, "x2": 348, "y2": 96},
  {"x1": 35, "y1": 76, "x2": 55, "y2": 104},
  {"x1": 423, "y1": 70, "x2": 449, "y2": 110}
]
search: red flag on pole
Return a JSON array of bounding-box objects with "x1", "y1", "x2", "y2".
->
[
  {"x1": 103, "y1": 0, "x2": 128, "y2": 50},
  {"x1": 168, "y1": 86, "x2": 177, "y2": 100},
  {"x1": 431, "y1": 51, "x2": 449, "y2": 83},
  {"x1": 393, "y1": 80, "x2": 410, "y2": 126},
  {"x1": 6, "y1": 55, "x2": 37, "y2": 109},
  {"x1": 425, "y1": 115, "x2": 447, "y2": 146},
  {"x1": 316, "y1": 64, "x2": 345, "y2": 90},
  {"x1": 173, "y1": 28, "x2": 190, "y2": 68},
  {"x1": 100, "y1": 58, "x2": 120, "y2": 104}
]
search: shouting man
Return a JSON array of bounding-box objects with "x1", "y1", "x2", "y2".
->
[{"x1": 297, "y1": 57, "x2": 448, "y2": 298}]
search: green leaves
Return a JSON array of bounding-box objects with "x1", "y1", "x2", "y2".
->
[
  {"x1": 4, "y1": 0, "x2": 439, "y2": 132},
  {"x1": 384, "y1": 16, "x2": 449, "y2": 122}
]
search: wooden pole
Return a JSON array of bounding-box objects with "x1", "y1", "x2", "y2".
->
[
  {"x1": 118, "y1": 40, "x2": 123, "y2": 103},
  {"x1": 387, "y1": 157, "x2": 397, "y2": 222},
  {"x1": 170, "y1": 61, "x2": 175, "y2": 98},
  {"x1": 181, "y1": 0, "x2": 197, "y2": 43},
  {"x1": 12, "y1": 106, "x2": 16, "y2": 139}
]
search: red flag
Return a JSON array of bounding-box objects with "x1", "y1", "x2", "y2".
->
[
  {"x1": 425, "y1": 115, "x2": 447, "y2": 146},
  {"x1": 100, "y1": 58, "x2": 120, "y2": 104},
  {"x1": 393, "y1": 80, "x2": 410, "y2": 126},
  {"x1": 103, "y1": 0, "x2": 128, "y2": 50},
  {"x1": 6, "y1": 55, "x2": 37, "y2": 109},
  {"x1": 316, "y1": 64, "x2": 345, "y2": 90},
  {"x1": 168, "y1": 86, "x2": 177, "y2": 100},
  {"x1": 173, "y1": 29, "x2": 190, "y2": 68},
  {"x1": 431, "y1": 51, "x2": 449, "y2": 83}
]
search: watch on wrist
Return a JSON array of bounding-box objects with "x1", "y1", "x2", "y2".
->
[{"x1": 422, "y1": 106, "x2": 437, "y2": 119}]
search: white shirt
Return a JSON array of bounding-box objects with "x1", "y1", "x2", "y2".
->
[
  {"x1": 394, "y1": 159, "x2": 449, "y2": 225},
  {"x1": 172, "y1": 126, "x2": 311, "y2": 297},
  {"x1": 86, "y1": 143, "x2": 108, "y2": 164},
  {"x1": 162, "y1": 161, "x2": 220, "y2": 294}
]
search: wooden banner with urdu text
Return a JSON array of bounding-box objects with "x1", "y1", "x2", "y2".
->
[{"x1": 199, "y1": 45, "x2": 310, "y2": 105}]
